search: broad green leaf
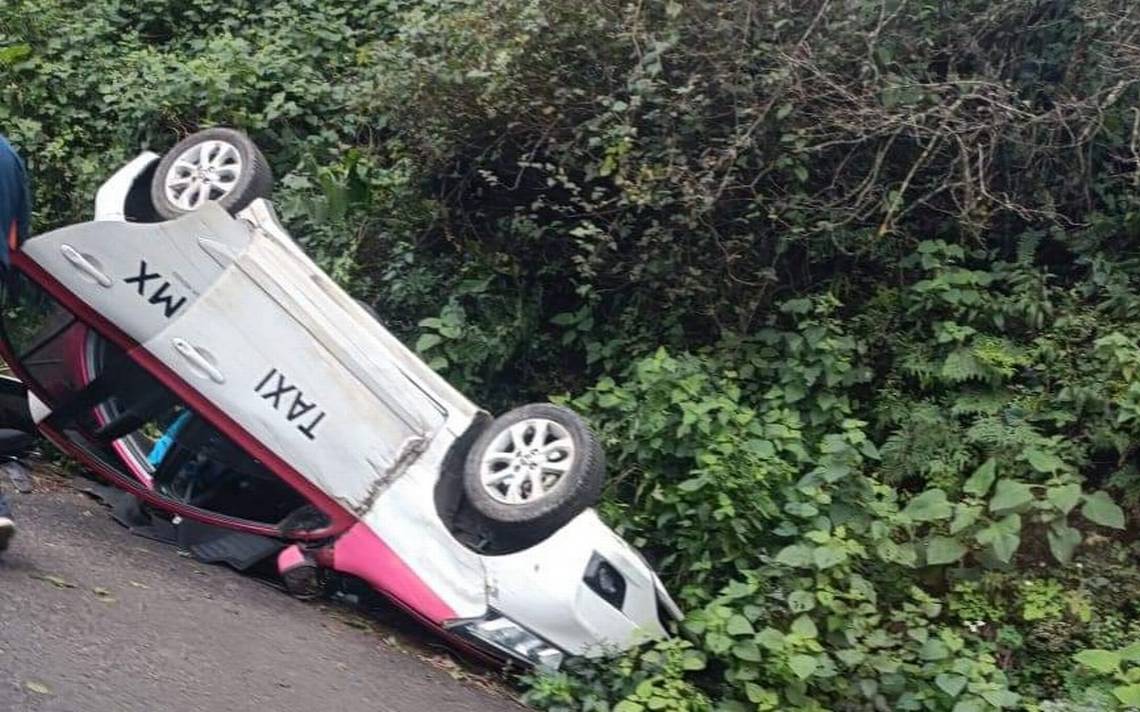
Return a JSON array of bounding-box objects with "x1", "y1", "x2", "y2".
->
[
  {"x1": 788, "y1": 590, "x2": 816, "y2": 613},
  {"x1": 722, "y1": 580, "x2": 755, "y2": 599},
  {"x1": 989, "y1": 480, "x2": 1034, "y2": 512},
  {"x1": 1114, "y1": 684, "x2": 1140, "y2": 706},
  {"x1": 871, "y1": 653, "x2": 900, "y2": 673},
  {"x1": 1082, "y1": 491, "x2": 1126, "y2": 529},
  {"x1": 784, "y1": 502, "x2": 818, "y2": 518},
  {"x1": 745, "y1": 683, "x2": 777, "y2": 706},
  {"x1": 745, "y1": 439, "x2": 776, "y2": 458},
  {"x1": 775, "y1": 544, "x2": 813, "y2": 568},
  {"x1": 975, "y1": 514, "x2": 1021, "y2": 563},
  {"x1": 816, "y1": 461, "x2": 850, "y2": 483},
  {"x1": 920, "y1": 638, "x2": 949, "y2": 661},
  {"x1": 732, "y1": 641, "x2": 762, "y2": 662},
  {"x1": 614, "y1": 702, "x2": 644, "y2": 712},
  {"x1": 1074, "y1": 648, "x2": 1122, "y2": 673},
  {"x1": 1047, "y1": 521, "x2": 1081, "y2": 564},
  {"x1": 812, "y1": 545, "x2": 847, "y2": 570},
  {"x1": 989, "y1": 531, "x2": 1021, "y2": 564},
  {"x1": 757, "y1": 628, "x2": 786, "y2": 651},
  {"x1": 902, "y1": 489, "x2": 953, "y2": 522},
  {"x1": 1025, "y1": 448, "x2": 1064, "y2": 473},
  {"x1": 858, "y1": 678, "x2": 878, "y2": 698},
  {"x1": 980, "y1": 690, "x2": 1020, "y2": 708},
  {"x1": 414, "y1": 333, "x2": 442, "y2": 352},
  {"x1": 804, "y1": 530, "x2": 831, "y2": 544},
  {"x1": 705, "y1": 631, "x2": 732, "y2": 654},
  {"x1": 0, "y1": 44, "x2": 31, "y2": 65},
  {"x1": 681, "y1": 649, "x2": 706, "y2": 670},
  {"x1": 676, "y1": 477, "x2": 707, "y2": 493},
  {"x1": 849, "y1": 574, "x2": 877, "y2": 604},
  {"x1": 1121, "y1": 641, "x2": 1140, "y2": 662},
  {"x1": 949, "y1": 505, "x2": 981, "y2": 535},
  {"x1": 963, "y1": 458, "x2": 997, "y2": 496},
  {"x1": 597, "y1": 393, "x2": 622, "y2": 408},
  {"x1": 877, "y1": 540, "x2": 917, "y2": 568},
  {"x1": 791, "y1": 615, "x2": 818, "y2": 639},
  {"x1": 952, "y1": 699, "x2": 984, "y2": 712},
  {"x1": 927, "y1": 536, "x2": 967, "y2": 565},
  {"x1": 788, "y1": 654, "x2": 818, "y2": 679},
  {"x1": 935, "y1": 673, "x2": 967, "y2": 697},
  {"x1": 1045, "y1": 483, "x2": 1082, "y2": 514},
  {"x1": 726, "y1": 614, "x2": 754, "y2": 637}
]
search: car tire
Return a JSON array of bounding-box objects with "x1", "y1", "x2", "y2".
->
[
  {"x1": 150, "y1": 127, "x2": 273, "y2": 220},
  {"x1": 462, "y1": 403, "x2": 605, "y2": 534},
  {"x1": 281, "y1": 560, "x2": 325, "y2": 601}
]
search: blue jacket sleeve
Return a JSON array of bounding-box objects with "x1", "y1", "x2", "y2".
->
[{"x1": 0, "y1": 135, "x2": 30, "y2": 266}]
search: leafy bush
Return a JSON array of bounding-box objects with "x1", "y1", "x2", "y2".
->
[{"x1": 7, "y1": 0, "x2": 1140, "y2": 709}]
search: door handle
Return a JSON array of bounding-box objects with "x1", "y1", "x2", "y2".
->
[
  {"x1": 172, "y1": 338, "x2": 225, "y2": 384},
  {"x1": 59, "y1": 244, "x2": 112, "y2": 287}
]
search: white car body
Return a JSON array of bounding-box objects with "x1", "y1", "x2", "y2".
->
[{"x1": 6, "y1": 151, "x2": 680, "y2": 666}]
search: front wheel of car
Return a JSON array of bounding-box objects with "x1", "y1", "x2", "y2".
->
[{"x1": 462, "y1": 404, "x2": 605, "y2": 534}]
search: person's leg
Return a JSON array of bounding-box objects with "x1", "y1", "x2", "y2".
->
[{"x1": 0, "y1": 489, "x2": 15, "y2": 552}]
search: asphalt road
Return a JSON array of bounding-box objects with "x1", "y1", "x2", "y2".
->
[{"x1": 0, "y1": 484, "x2": 520, "y2": 712}]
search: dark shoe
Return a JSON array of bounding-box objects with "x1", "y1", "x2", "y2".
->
[{"x1": 0, "y1": 516, "x2": 14, "y2": 552}]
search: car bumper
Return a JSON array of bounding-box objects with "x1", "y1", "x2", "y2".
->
[{"x1": 472, "y1": 510, "x2": 679, "y2": 664}]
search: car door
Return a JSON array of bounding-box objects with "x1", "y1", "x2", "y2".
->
[
  {"x1": 138, "y1": 219, "x2": 449, "y2": 514},
  {"x1": 0, "y1": 207, "x2": 354, "y2": 538},
  {"x1": 1, "y1": 205, "x2": 252, "y2": 485},
  {"x1": 15, "y1": 205, "x2": 253, "y2": 345}
]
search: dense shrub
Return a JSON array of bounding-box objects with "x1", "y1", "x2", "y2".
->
[{"x1": 6, "y1": 0, "x2": 1140, "y2": 708}]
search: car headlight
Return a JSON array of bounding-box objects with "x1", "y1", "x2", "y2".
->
[
  {"x1": 583, "y1": 552, "x2": 627, "y2": 610},
  {"x1": 453, "y1": 615, "x2": 565, "y2": 670}
]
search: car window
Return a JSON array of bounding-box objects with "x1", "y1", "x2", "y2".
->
[{"x1": 0, "y1": 269, "x2": 89, "y2": 406}]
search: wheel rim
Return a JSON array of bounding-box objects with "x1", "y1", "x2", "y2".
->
[
  {"x1": 164, "y1": 139, "x2": 244, "y2": 211},
  {"x1": 480, "y1": 418, "x2": 576, "y2": 505}
]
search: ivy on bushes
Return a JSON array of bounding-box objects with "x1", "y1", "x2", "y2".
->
[
  {"x1": 7, "y1": 0, "x2": 1140, "y2": 709},
  {"x1": 529, "y1": 258, "x2": 1140, "y2": 710}
]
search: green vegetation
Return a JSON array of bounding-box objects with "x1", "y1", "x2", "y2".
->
[{"x1": 6, "y1": 0, "x2": 1140, "y2": 708}]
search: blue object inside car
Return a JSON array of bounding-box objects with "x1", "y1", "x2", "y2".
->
[{"x1": 147, "y1": 410, "x2": 193, "y2": 467}]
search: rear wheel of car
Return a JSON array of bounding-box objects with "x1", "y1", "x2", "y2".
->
[
  {"x1": 150, "y1": 127, "x2": 273, "y2": 220},
  {"x1": 462, "y1": 404, "x2": 605, "y2": 534},
  {"x1": 281, "y1": 560, "x2": 325, "y2": 601}
]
